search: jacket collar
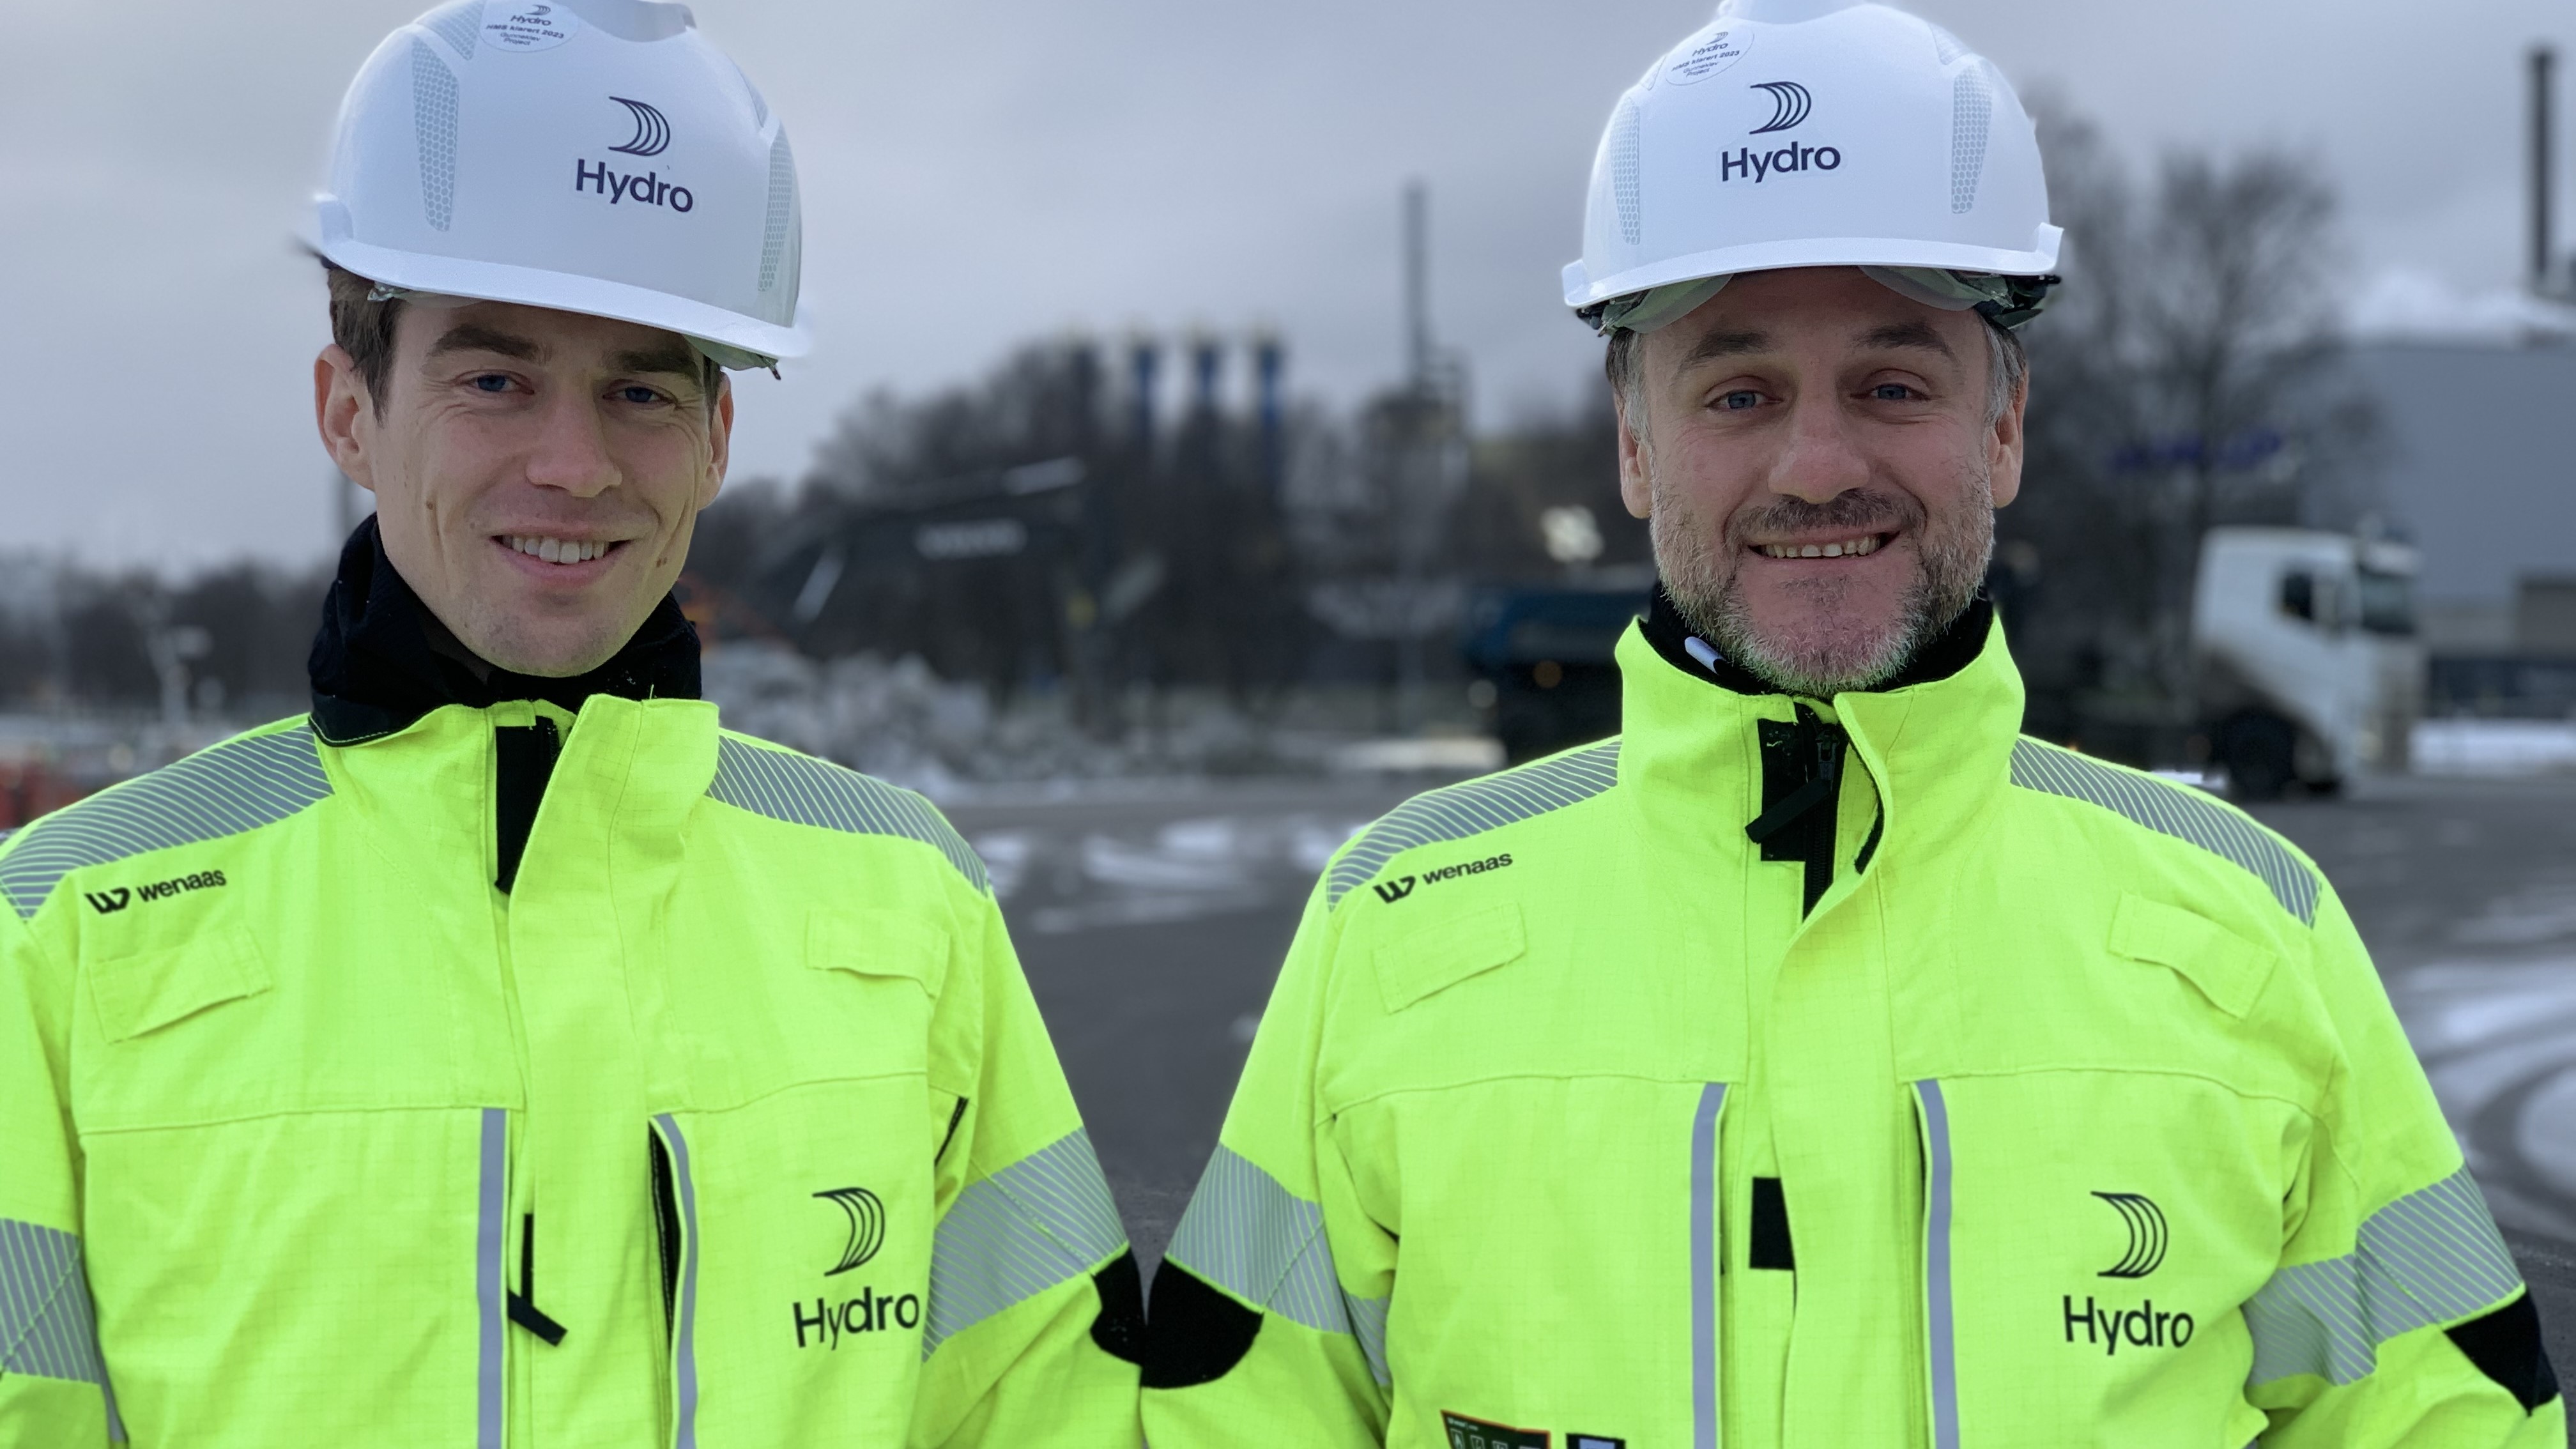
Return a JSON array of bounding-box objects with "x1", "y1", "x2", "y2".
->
[
  {"x1": 1617, "y1": 582, "x2": 2025, "y2": 860},
  {"x1": 307, "y1": 516, "x2": 701, "y2": 746}
]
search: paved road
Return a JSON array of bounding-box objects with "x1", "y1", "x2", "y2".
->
[{"x1": 951, "y1": 770, "x2": 2576, "y2": 1383}]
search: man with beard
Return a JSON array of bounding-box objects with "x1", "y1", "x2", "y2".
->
[
  {"x1": 1140, "y1": 3, "x2": 2560, "y2": 1446},
  {"x1": 0, "y1": 4, "x2": 1141, "y2": 1443}
]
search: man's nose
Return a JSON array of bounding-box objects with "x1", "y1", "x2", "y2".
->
[
  {"x1": 1763, "y1": 392, "x2": 1871, "y2": 505},
  {"x1": 522, "y1": 390, "x2": 620, "y2": 498}
]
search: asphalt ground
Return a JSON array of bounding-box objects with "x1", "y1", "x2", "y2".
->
[{"x1": 949, "y1": 769, "x2": 2576, "y2": 1391}]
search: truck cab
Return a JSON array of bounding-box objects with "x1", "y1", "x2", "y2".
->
[{"x1": 2193, "y1": 528, "x2": 2423, "y2": 799}]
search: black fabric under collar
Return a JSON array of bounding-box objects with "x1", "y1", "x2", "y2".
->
[
  {"x1": 307, "y1": 516, "x2": 700, "y2": 745},
  {"x1": 1639, "y1": 582, "x2": 1991, "y2": 699}
]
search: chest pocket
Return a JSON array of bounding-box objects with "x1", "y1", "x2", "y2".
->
[
  {"x1": 1373, "y1": 902, "x2": 1526, "y2": 1013},
  {"x1": 796, "y1": 908, "x2": 944, "y2": 1079},
  {"x1": 2107, "y1": 893, "x2": 2273, "y2": 1019},
  {"x1": 88, "y1": 928, "x2": 272, "y2": 1044}
]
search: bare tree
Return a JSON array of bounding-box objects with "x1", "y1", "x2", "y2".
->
[{"x1": 2006, "y1": 99, "x2": 2377, "y2": 753}]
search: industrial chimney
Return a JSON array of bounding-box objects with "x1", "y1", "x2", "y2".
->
[{"x1": 2536, "y1": 45, "x2": 2562, "y2": 298}]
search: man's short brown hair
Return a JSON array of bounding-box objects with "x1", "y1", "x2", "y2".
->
[
  {"x1": 322, "y1": 261, "x2": 723, "y2": 417},
  {"x1": 324, "y1": 263, "x2": 404, "y2": 418}
]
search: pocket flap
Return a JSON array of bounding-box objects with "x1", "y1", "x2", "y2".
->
[
  {"x1": 2108, "y1": 894, "x2": 2271, "y2": 1019},
  {"x1": 89, "y1": 928, "x2": 271, "y2": 1043},
  {"x1": 1374, "y1": 902, "x2": 1526, "y2": 1013},
  {"x1": 808, "y1": 908, "x2": 951, "y2": 998}
]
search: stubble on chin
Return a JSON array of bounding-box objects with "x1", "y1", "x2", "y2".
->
[{"x1": 1652, "y1": 471, "x2": 1995, "y2": 697}]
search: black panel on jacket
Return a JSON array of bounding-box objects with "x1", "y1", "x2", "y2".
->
[
  {"x1": 1089, "y1": 1250, "x2": 1149, "y2": 1366},
  {"x1": 309, "y1": 516, "x2": 700, "y2": 744},
  {"x1": 493, "y1": 719, "x2": 560, "y2": 893},
  {"x1": 1748, "y1": 1176, "x2": 1796, "y2": 1271},
  {"x1": 1142, "y1": 1260, "x2": 1262, "y2": 1388},
  {"x1": 2445, "y1": 1291, "x2": 2561, "y2": 1412},
  {"x1": 1750, "y1": 705, "x2": 1846, "y2": 916}
]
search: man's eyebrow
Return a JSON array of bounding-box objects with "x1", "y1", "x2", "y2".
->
[
  {"x1": 1855, "y1": 319, "x2": 1956, "y2": 359},
  {"x1": 1676, "y1": 328, "x2": 1773, "y2": 369},
  {"x1": 611, "y1": 344, "x2": 705, "y2": 379},
  {"x1": 426, "y1": 323, "x2": 545, "y2": 362}
]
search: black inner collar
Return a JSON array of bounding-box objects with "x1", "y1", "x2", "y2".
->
[
  {"x1": 307, "y1": 516, "x2": 700, "y2": 745},
  {"x1": 1638, "y1": 582, "x2": 1991, "y2": 700}
]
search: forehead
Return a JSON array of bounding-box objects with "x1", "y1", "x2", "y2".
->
[
  {"x1": 397, "y1": 298, "x2": 697, "y2": 370},
  {"x1": 1648, "y1": 266, "x2": 1982, "y2": 372}
]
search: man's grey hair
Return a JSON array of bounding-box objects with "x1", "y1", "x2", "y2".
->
[{"x1": 1604, "y1": 312, "x2": 2028, "y2": 443}]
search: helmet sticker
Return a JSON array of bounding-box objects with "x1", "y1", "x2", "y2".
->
[
  {"x1": 1666, "y1": 27, "x2": 1754, "y2": 87},
  {"x1": 481, "y1": 1, "x2": 580, "y2": 53}
]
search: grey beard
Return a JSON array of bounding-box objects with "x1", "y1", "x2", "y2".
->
[{"x1": 1653, "y1": 477, "x2": 1994, "y2": 697}]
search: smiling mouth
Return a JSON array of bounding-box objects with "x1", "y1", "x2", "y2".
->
[
  {"x1": 1754, "y1": 532, "x2": 1893, "y2": 560},
  {"x1": 500, "y1": 534, "x2": 619, "y2": 565}
]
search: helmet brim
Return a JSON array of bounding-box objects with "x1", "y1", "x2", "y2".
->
[
  {"x1": 1562, "y1": 226, "x2": 2063, "y2": 310},
  {"x1": 313, "y1": 199, "x2": 811, "y2": 362}
]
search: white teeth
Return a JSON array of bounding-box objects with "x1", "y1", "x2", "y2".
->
[
  {"x1": 506, "y1": 535, "x2": 609, "y2": 564},
  {"x1": 1760, "y1": 535, "x2": 1883, "y2": 560}
]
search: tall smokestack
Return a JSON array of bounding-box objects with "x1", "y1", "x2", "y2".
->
[
  {"x1": 1402, "y1": 180, "x2": 1431, "y2": 390},
  {"x1": 1128, "y1": 335, "x2": 1159, "y2": 449},
  {"x1": 1252, "y1": 330, "x2": 1285, "y2": 494},
  {"x1": 2534, "y1": 45, "x2": 2557, "y2": 295}
]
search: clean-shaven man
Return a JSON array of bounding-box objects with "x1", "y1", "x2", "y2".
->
[
  {"x1": 0, "y1": 3, "x2": 1141, "y2": 1442},
  {"x1": 1140, "y1": 3, "x2": 2561, "y2": 1446}
]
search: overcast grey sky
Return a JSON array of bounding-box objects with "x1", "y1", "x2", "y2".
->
[{"x1": 4, "y1": 0, "x2": 2571, "y2": 571}]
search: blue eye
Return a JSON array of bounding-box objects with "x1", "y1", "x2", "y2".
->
[
  {"x1": 471, "y1": 374, "x2": 510, "y2": 393},
  {"x1": 1873, "y1": 383, "x2": 1918, "y2": 401},
  {"x1": 619, "y1": 386, "x2": 663, "y2": 406},
  {"x1": 1720, "y1": 390, "x2": 1762, "y2": 411}
]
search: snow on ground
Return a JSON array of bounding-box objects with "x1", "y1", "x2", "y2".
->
[{"x1": 2413, "y1": 719, "x2": 2576, "y2": 777}]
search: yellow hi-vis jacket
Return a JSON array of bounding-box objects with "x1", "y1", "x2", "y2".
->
[
  {"x1": 0, "y1": 699, "x2": 1141, "y2": 1445},
  {"x1": 1142, "y1": 597, "x2": 2563, "y2": 1449}
]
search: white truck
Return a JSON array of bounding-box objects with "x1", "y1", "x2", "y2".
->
[{"x1": 2193, "y1": 528, "x2": 2424, "y2": 800}]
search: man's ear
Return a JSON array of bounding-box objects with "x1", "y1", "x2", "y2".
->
[
  {"x1": 1615, "y1": 390, "x2": 1652, "y2": 520},
  {"x1": 1987, "y1": 371, "x2": 2027, "y2": 509},
  {"x1": 314, "y1": 344, "x2": 378, "y2": 493}
]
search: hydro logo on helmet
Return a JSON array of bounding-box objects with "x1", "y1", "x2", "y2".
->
[
  {"x1": 1562, "y1": 0, "x2": 2060, "y2": 318},
  {"x1": 312, "y1": 0, "x2": 808, "y2": 367}
]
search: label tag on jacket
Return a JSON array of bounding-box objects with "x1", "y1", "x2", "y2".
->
[{"x1": 1442, "y1": 1411, "x2": 1551, "y2": 1449}]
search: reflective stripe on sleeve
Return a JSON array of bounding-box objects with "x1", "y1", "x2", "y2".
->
[
  {"x1": 475, "y1": 1108, "x2": 505, "y2": 1449},
  {"x1": 924, "y1": 1130, "x2": 1128, "y2": 1358},
  {"x1": 2244, "y1": 1167, "x2": 2526, "y2": 1388},
  {"x1": 0, "y1": 1216, "x2": 125, "y2": 1438},
  {"x1": 1164, "y1": 1143, "x2": 1390, "y2": 1374},
  {"x1": 651, "y1": 1115, "x2": 703, "y2": 1449},
  {"x1": 1690, "y1": 1082, "x2": 1726, "y2": 1449},
  {"x1": 1914, "y1": 1080, "x2": 1960, "y2": 1449}
]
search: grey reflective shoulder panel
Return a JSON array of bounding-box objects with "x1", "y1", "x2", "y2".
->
[
  {"x1": 705, "y1": 735, "x2": 989, "y2": 893},
  {"x1": 2244, "y1": 1167, "x2": 2527, "y2": 1388},
  {"x1": 1324, "y1": 740, "x2": 1620, "y2": 909},
  {"x1": 0, "y1": 1216, "x2": 123, "y2": 1436},
  {"x1": 924, "y1": 1130, "x2": 1126, "y2": 1358},
  {"x1": 1165, "y1": 1144, "x2": 1392, "y2": 1372},
  {"x1": 2007, "y1": 739, "x2": 2319, "y2": 924},
  {"x1": 0, "y1": 725, "x2": 332, "y2": 919}
]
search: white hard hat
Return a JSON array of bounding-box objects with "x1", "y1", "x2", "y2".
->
[
  {"x1": 312, "y1": 0, "x2": 807, "y2": 368},
  {"x1": 1563, "y1": 0, "x2": 2060, "y2": 334}
]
